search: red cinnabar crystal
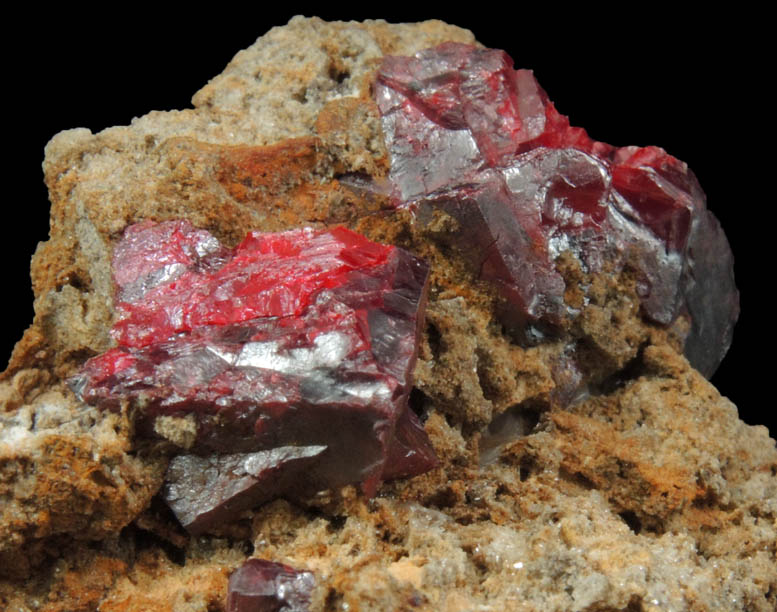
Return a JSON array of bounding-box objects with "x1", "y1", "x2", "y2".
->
[
  {"x1": 227, "y1": 559, "x2": 314, "y2": 612},
  {"x1": 73, "y1": 221, "x2": 436, "y2": 532},
  {"x1": 375, "y1": 43, "x2": 738, "y2": 376},
  {"x1": 164, "y1": 447, "x2": 327, "y2": 534}
]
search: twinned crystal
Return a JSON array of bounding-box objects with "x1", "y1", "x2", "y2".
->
[
  {"x1": 73, "y1": 220, "x2": 436, "y2": 532},
  {"x1": 375, "y1": 43, "x2": 738, "y2": 375}
]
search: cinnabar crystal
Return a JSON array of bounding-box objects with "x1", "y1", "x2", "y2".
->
[
  {"x1": 375, "y1": 43, "x2": 738, "y2": 375},
  {"x1": 73, "y1": 221, "x2": 436, "y2": 532},
  {"x1": 227, "y1": 558, "x2": 314, "y2": 612}
]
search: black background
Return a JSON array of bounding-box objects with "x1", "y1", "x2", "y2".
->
[{"x1": 7, "y1": 10, "x2": 772, "y2": 436}]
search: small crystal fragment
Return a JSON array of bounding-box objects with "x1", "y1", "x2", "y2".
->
[
  {"x1": 227, "y1": 558, "x2": 314, "y2": 612},
  {"x1": 375, "y1": 43, "x2": 738, "y2": 375},
  {"x1": 164, "y1": 446, "x2": 326, "y2": 534},
  {"x1": 74, "y1": 221, "x2": 436, "y2": 529}
]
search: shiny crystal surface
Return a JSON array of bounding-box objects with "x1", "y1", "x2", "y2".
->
[
  {"x1": 227, "y1": 558, "x2": 314, "y2": 612},
  {"x1": 375, "y1": 43, "x2": 738, "y2": 375},
  {"x1": 74, "y1": 221, "x2": 436, "y2": 531},
  {"x1": 164, "y1": 446, "x2": 326, "y2": 534}
]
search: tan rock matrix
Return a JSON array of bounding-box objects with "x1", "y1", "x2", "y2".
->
[{"x1": 1, "y1": 16, "x2": 775, "y2": 612}]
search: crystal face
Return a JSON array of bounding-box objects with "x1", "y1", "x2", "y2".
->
[
  {"x1": 164, "y1": 447, "x2": 327, "y2": 534},
  {"x1": 375, "y1": 43, "x2": 738, "y2": 375},
  {"x1": 227, "y1": 558, "x2": 315, "y2": 612},
  {"x1": 73, "y1": 221, "x2": 436, "y2": 532}
]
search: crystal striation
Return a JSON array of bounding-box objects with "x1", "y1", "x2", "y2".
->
[
  {"x1": 73, "y1": 220, "x2": 436, "y2": 532},
  {"x1": 375, "y1": 43, "x2": 738, "y2": 375},
  {"x1": 227, "y1": 558, "x2": 314, "y2": 612}
]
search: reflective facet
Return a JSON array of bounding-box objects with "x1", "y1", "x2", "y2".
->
[
  {"x1": 227, "y1": 558, "x2": 315, "y2": 612},
  {"x1": 73, "y1": 222, "x2": 437, "y2": 531},
  {"x1": 376, "y1": 43, "x2": 738, "y2": 375}
]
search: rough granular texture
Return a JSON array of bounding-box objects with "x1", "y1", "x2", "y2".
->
[{"x1": 1, "y1": 16, "x2": 774, "y2": 612}]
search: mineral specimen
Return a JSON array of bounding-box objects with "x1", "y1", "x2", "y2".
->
[
  {"x1": 5, "y1": 18, "x2": 774, "y2": 612},
  {"x1": 375, "y1": 43, "x2": 738, "y2": 375},
  {"x1": 73, "y1": 220, "x2": 436, "y2": 531},
  {"x1": 227, "y1": 558, "x2": 314, "y2": 612}
]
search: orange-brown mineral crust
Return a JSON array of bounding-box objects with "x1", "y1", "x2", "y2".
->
[{"x1": 1, "y1": 17, "x2": 775, "y2": 612}]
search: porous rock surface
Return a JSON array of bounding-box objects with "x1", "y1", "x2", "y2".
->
[{"x1": 1, "y1": 16, "x2": 775, "y2": 612}]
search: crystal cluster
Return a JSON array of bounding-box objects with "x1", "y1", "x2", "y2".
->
[
  {"x1": 375, "y1": 43, "x2": 738, "y2": 375},
  {"x1": 73, "y1": 220, "x2": 436, "y2": 532},
  {"x1": 227, "y1": 559, "x2": 314, "y2": 612}
]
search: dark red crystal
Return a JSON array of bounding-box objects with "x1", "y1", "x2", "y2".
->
[
  {"x1": 227, "y1": 558, "x2": 314, "y2": 612},
  {"x1": 73, "y1": 221, "x2": 436, "y2": 532},
  {"x1": 164, "y1": 447, "x2": 326, "y2": 534},
  {"x1": 375, "y1": 43, "x2": 738, "y2": 375}
]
